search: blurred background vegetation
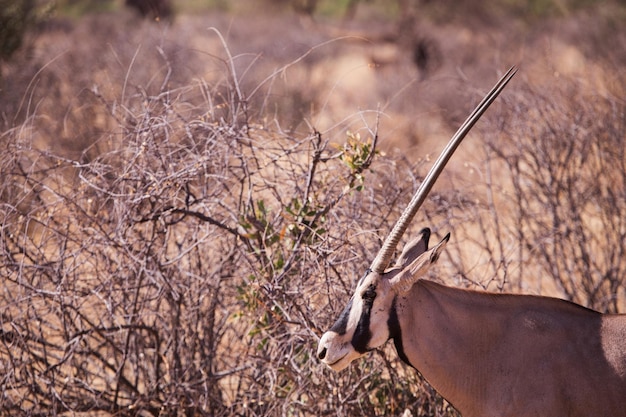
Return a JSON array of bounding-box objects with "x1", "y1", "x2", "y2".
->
[
  {"x1": 2, "y1": 0, "x2": 625, "y2": 63},
  {"x1": 1, "y1": 0, "x2": 625, "y2": 416}
]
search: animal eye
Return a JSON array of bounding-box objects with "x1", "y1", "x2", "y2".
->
[{"x1": 361, "y1": 285, "x2": 377, "y2": 302}]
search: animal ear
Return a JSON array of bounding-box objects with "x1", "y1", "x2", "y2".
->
[
  {"x1": 389, "y1": 233, "x2": 450, "y2": 294},
  {"x1": 394, "y1": 228, "x2": 431, "y2": 269}
]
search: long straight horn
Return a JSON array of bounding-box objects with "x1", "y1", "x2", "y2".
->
[{"x1": 370, "y1": 66, "x2": 518, "y2": 274}]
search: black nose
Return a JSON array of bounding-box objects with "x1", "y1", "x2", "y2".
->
[{"x1": 318, "y1": 347, "x2": 327, "y2": 360}]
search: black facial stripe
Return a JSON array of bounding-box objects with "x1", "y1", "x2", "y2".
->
[
  {"x1": 329, "y1": 269, "x2": 372, "y2": 335},
  {"x1": 388, "y1": 297, "x2": 414, "y2": 368},
  {"x1": 351, "y1": 284, "x2": 376, "y2": 353},
  {"x1": 329, "y1": 298, "x2": 353, "y2": 335}
]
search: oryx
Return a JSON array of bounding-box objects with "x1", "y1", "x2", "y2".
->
[{"x1": 317, "y1": 67, "x2": 626, "y2": 417}]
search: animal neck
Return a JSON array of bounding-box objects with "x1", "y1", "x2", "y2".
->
[{"x1": 389, "y1": 280, "x2": 505, "y2": 413}]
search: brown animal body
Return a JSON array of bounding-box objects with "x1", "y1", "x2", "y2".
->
[{"x1": 395, "y1": 277, "x2": 626, "y2": 417}]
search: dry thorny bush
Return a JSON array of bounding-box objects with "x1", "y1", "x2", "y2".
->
[
  {"x1": 1, "y1": 30, "x2": 625, "y2": 417},
  {"x1": 480, "y1": 79, "x2": 626, "y2": 312},
  {"x1": 442, "y1": 76, "x2": 626, "y2": 315},
  {"x1": 0, "y1": 33, "x2": 460, "y2": 416}
]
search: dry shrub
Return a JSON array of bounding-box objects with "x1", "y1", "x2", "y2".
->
[
  {"x1": 440, "y1": 74, "x2": 626, "y2": 312},
  {"x1": 483, "y1": 78, "x2": 626, "y2": 311},
  {"x1": 0, "y1": 32, "x2": 465, "y2": 416}
]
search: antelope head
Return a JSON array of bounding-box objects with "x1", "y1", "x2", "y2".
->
[
  {"x1": 317, "y1": 66, "x2": 518, "y2": 371},
  {"x1": 317, "y1": 228, "x2": 449, "y2": 370}
]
